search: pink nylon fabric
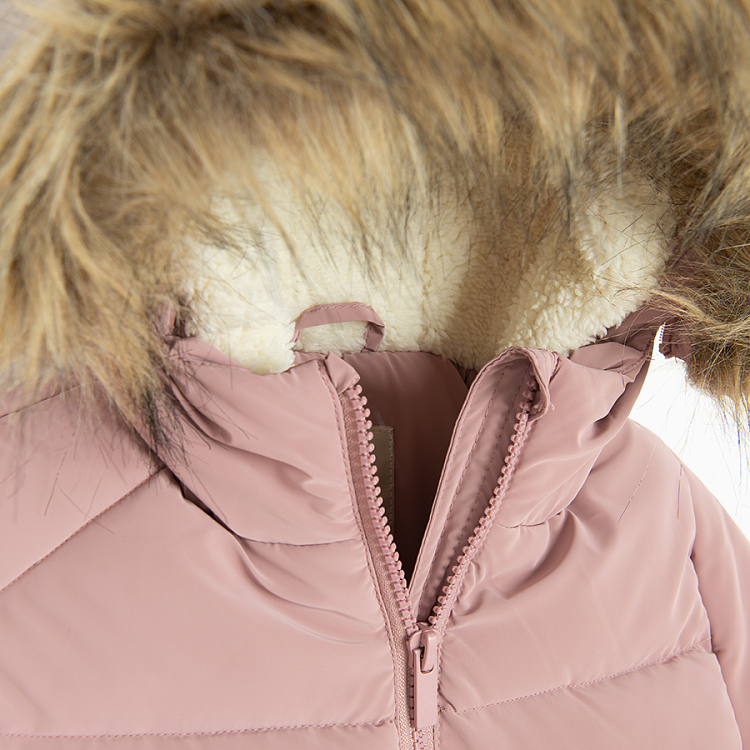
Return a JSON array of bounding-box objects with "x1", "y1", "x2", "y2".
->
[{"x1": 0, "y1": 315, "x2": 749, "y2": 748}]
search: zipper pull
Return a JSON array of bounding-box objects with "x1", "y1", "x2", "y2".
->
[{"x1": 409, "y1": 624, "x2": 442, "y2": 729}]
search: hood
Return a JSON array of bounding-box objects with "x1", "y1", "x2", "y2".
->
[{"x1": 4, "y1": 0, "x2": 750, "y2": 438}]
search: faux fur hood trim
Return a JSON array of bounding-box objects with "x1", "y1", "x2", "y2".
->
[{"x1": 2, "y1": 0, "x2": 750, "y2": 437}]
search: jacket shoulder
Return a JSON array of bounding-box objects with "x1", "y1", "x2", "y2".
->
[{"x1": 0, "y1": 387, "x2": 154, "y2": 591}]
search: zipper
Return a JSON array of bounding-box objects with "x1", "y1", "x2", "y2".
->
[
  {"x1": 426, "y1": 374, "x2": 538, "y2": 631},
  {"x1": 346, "y1": 385, "x2": 418, "y2": 637},
  {"x1": 342, "y1": 373, "x2": 537, "y2": 748},
  {"x1": 409, "y1": 623, "x2": 440, "y2": 730}
]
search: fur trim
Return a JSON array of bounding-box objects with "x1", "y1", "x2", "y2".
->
[{"x1": 2, "y1": 0, "x2": 750, "y2": 433}]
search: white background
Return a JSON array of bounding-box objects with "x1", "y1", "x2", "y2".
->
[{"x1": 631, "y1": 342, "x2": 750, "y2": 540}]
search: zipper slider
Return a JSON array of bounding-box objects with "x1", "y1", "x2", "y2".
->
[{"x1": 409, "y1": 624, "x2": 442, "y2": 729}]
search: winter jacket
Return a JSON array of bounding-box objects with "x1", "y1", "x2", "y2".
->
[
  {"x1": 3, "y1": 1, "x2": 750, "y2": 747},
  {"x1": 1, "y1": 301, "x2": 749, "y2": 750}
]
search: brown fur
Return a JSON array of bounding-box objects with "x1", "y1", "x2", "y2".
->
[{"x1": 2, "y1": 0, "x2": 750, "y2": 438}]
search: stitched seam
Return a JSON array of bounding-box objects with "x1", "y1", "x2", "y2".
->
[
  {"x1": 0, "y1": 717, "x2": 395, "y2": 740},
  {"x1": 620, "y1": 350, "x2": 650, "y2": 377},
  {"x1": 617, "y1": 433, "x2": 659, "y2": 523},
  {"x1": 444, "y1": 638, "x2": 713, "y2": 715},
  {"x1": 237, "y1": 536, "x2": 361, "y2": 546},
  {"x1": 0, "y1": 470, "x2": 163, "y2": 596},
  {"x1": 421, "y1": 362, "x2": 510, "y2": 595},
  {"x1": 0, "y1": 382, "x2": 87, "y2": 420}
]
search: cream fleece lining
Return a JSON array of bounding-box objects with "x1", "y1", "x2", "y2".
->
[{"x1": 191, "y1": 172, "x2": 674, "y2": 374}]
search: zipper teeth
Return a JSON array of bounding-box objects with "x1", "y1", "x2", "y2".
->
[
  {"x1": 347, "y1": 384, "x2": 419, "y2": 637},
  {"x1": 428, "y1": 375, "x2": 539, "y2": 628}
]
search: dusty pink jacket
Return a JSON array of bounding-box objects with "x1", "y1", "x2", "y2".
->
[{"x1": 1, "y1": 309, "x2": 749, "y2": 749}]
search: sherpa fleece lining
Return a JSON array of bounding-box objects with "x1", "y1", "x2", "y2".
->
[{"x1": 191, "y1": 171, "x2": 673, "y2": 373}]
